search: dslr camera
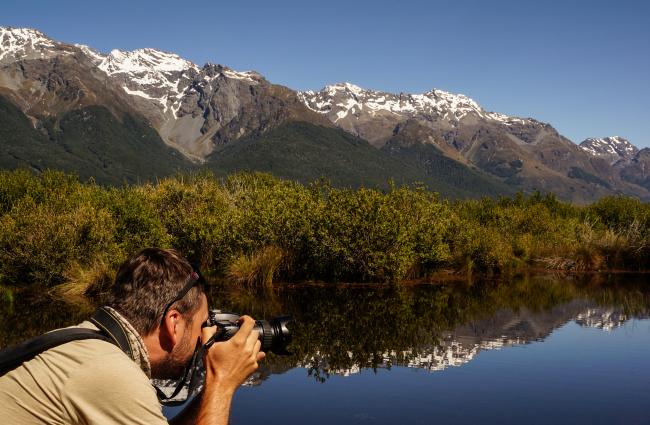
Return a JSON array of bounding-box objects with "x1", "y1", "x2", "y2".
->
[{"x1": 203, "y1": 310, "x2": 292, "y2": 355}]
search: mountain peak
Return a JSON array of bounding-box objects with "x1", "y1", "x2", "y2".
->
[
  {"x1": 0, "y1": 26, "x2": 59, "y2": 63},
  {"x1": 579, "y1": 136, "x2": 638, "y2": 163},
  {"x1": 325, "y1": 82, "x2": 366, "y2": 95},
  {"x1": 299, "y1": 83, "x2": 529, "y2": 128},
  {"x1": 98, "y1": 47, "x2": 197, "y2": 76}
]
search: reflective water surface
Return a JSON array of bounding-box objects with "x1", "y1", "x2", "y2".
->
[{"x1": 2, "y1": 274, "x2": 649, "y2": 424}]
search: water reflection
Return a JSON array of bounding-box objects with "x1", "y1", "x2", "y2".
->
[
  {"x1": 0, "y1": 289, "x2": 93, "y2": 347},
  {"x1": 204, "y1": 274, "x2": 650, "y2": 384},
  {"x1": 2, "y1": 273, "x2": 649, "y2": 381},
  {"x1": 4, "y1": 274, "x2": 649, "y2": 424}
]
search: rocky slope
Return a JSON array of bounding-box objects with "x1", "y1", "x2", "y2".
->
[
  {"x1": 579, "y1": 136, "x2": 650, "y2": 192},
  {"x1": 580, "y1": 136, "x2": 638, "y2": 164}
]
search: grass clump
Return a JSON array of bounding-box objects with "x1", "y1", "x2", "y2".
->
[{"x1": 228, "y1": 246, "x2": 285, "y2": 289}]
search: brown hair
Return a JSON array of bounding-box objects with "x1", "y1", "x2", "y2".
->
[{"x1": 107, "y1": 247, "x2": 204, "y2": 336}]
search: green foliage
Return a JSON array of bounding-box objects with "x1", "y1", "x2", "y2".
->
[
  {"x1": 0, "y1": 196, "x2": 117, "y2": 286},
  {"x1": 0, "y1": 170, "x2": 648, "y2": 290},
  {"x1": 0, "y1": 96, "x2": 193, "y2": 185},
  {"x1": 381, "y1": 137, "x2": 515, "y2": 198},
  {"x1": 586, "y1": 196, "x2": 650, "y2": 231},
  {"x1": 208, "y1": 122, "x2": 508, "y2": 198}
]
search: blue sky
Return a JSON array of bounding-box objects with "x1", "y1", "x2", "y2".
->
[{"x1": 3, "y1": 0, "x2": 649, "y2": 147}]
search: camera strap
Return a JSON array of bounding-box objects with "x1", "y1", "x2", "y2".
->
[
  {"x1": 0, "y1": 328, "x2": 113, "y2": 376},
  {"x1": 155, "y1": 342, "x2": 205, "y2": 406},
  {"x1": 0, "y1": 308, "x2": 134, "y2": 377},
  {"x1": 89, "y1": 307, "x2": 134, "y2": 361}
]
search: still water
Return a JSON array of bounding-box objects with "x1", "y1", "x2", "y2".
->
[{"x1": 2, "y1": 274, "x2": 649, "y2": 424}]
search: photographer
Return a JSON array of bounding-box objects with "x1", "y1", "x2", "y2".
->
[{"x1": 0, "y1": 247, "x2": 264, "y2": 425}]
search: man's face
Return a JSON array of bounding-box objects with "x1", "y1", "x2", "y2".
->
[{"x1": 157, "y1": 293, "x2": 209, "y2": 379}]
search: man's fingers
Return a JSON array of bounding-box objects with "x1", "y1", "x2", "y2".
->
[
  {"x1": 245, "y1": 326, "x2": 260, "y2": 352},
  {"x1": 252, "y1": 339, "x2": 261, "y2": 356},
  {"x1": 232, "y1": 315, "x2": 255, "y2": 343},
  {"x1": 256, "y1": 351, "x2": 266, "y2": 362}
]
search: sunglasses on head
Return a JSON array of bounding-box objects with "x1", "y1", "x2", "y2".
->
[{"x1": 159, "y1": 269, "x2": 203, "y2": 325}]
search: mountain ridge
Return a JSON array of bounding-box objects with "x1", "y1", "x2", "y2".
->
[
  {"x1": 1, "y1": 26, "x2": 648, "y2": 202},
  {"x1": 299, "y1": 82, "x2": 649, "y2": 202}
]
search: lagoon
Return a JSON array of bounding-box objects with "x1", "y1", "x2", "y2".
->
[{"x1": 2, "y1": 274, "x2": 649, "y2": 424}]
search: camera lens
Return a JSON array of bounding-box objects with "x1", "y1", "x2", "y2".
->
[{"x1": 255, "y1": 315, "x2": 292, "y2": 354}]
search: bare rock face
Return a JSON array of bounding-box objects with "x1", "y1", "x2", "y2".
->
[
  {"x1": 618, "y1": 148, "x2": 650, "y2": 191},
  {"x1": 299, "y1": 83, "x2": 650, "y2": 202}
]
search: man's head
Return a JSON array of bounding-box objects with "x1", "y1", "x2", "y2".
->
[{"x1": 107, "y1": 248, "x2": 208, "y2": 379}]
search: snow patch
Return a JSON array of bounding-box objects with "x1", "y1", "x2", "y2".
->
[
  {"x1": 74, "y1": 44, "x2": 105, "y2": 64},
  {"x1": 98, "y1": 48, "x2": 196, "y2": 76},
  {"x1": 223, "y1": 69, "x2": 258, "y2": 83}
]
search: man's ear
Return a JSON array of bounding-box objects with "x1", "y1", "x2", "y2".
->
[{"x1": 160, "y1": 309, "x2": 181, "y2": 351}]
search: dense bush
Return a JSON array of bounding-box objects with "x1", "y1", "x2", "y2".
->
[{"x1": 0, "y1": 170, "x2": 648, "y2": 291}]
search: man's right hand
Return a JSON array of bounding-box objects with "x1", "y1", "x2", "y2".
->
[
  {"x1": 172, "y1": 316, "x2": 266, "y2": 425},
  {"x1": 202, "y1": 315, "x2": 266, "y2": 393}
]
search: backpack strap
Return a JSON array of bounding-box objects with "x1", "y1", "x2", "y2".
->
[
  {"x1": 90, "y1": 307, "x2": 134, "y2": 361},
  {"x1": 0, "y1": 307, "x2": 135, "y2": 376},
  {"x1": 0, "y1": 328, "x2": 113, "y2": 375}
]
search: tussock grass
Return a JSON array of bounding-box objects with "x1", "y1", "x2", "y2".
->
[{"x1": 228, "y1": 246, "x2": 285, "y2": 289}]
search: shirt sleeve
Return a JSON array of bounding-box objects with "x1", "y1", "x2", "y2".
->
[{"x1": 62, "y1": 351, "x2": 168, "y2": 425}]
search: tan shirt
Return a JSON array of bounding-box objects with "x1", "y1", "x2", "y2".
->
[{"x1": 0, "y1": 321, "x2": 168, "y2": 424}]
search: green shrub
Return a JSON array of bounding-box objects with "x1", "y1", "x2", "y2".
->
[
  {"x1": 228, "y1": 246, "x2": 285, "y2": 288},
  {"x1": 0, "y1": 197, "x2": 117, "y2": 286},
  {"x1": 0, "y1": 170, "x2": 648, "y2": 289}
]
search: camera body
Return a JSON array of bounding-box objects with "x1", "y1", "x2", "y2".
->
[{"x1": 205, "y1": 310, "x2": 292, "y2": 355}]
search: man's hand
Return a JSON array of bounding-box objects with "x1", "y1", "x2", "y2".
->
[
  {"x1": 184, "y1": 316, "x2": 265, "y2": 425},
  {"x1": 202, "y1": 315, "x2": 266, "y2": 390}
]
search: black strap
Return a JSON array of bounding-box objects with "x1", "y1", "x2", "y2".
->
[
  {"x1": 0, "y1": 328, "x2": 113, "y2": 375},
  {"x1": 90, "y1": 307, "x2": 134, "y2": 360},
  {"x1": 0, "y1": 307, "x2": 134, "y2": 376},
  {"x1": 1, "y1": 307, "x2": 200, "y2": 406},
  {"x1": 155, "y1": 344, "x2": 203, "y2": 406}
]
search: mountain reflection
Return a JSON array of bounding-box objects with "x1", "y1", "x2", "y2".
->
[{"x1": 204, "y1": 274, "x2": 650, "y2": 384}]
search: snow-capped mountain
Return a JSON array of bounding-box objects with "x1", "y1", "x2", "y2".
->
[
  {"x1": 299, "y1": 82, "x2": 529, "y2": 138},
  {"x1": 298, "y1": 82, "x2": 650, "y2": 202},
  {"x1": 0, "y1": 27, "x2": 69, "y2": 64},
  {"x1": 0, "y1": 26, "x2": 323, "y2": 160},
  {"x1": 91, "y1": 46, "x2": 264, "y2": 119},
  {"x1": 579, "y1": 136, "x2": 639, "y2": 164},
  {"x1": 95, "y1": 47, "x2": 199, "y2": 117},
  {"x1": 1, "y1": 26, "x2": 648, "y2": 201}
]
